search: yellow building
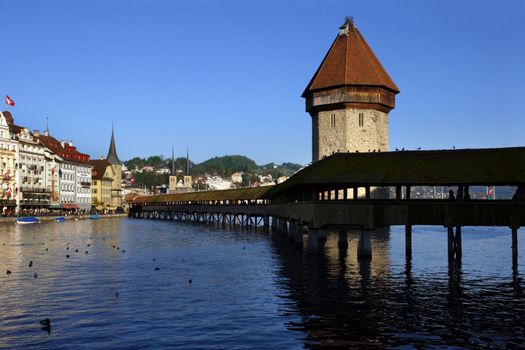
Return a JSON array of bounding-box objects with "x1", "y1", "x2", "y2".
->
[{"x1": 90, "y1": 159, "x2": 114, "y2": 210}]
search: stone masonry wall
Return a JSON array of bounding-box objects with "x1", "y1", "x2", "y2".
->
[{"x1": 312, "y1": 108, "x2": 389, "y2": 161}]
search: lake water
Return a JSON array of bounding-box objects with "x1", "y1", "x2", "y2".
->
[{"x1": 0, "y1": 218, "x2": 524, "y2": 349}]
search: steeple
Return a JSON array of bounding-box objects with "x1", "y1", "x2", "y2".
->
[
  {"x1": 185, "y1": 146, "x2": 190, "y2": 175},
  {"x1": 106, "y1": 122, "x2": 122, "y2": 165},
  {"x1": 171, "y1": 145, "x2": 175, "y2": 175}
]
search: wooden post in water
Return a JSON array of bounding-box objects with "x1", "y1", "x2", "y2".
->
[
  {"x1": 447, "y1": 226, "x2": 454, "y2": 263},
  {"x1": 405, "y1": 225, "x2": 412, "y2": 260},
  {"x1": 295, "y1": 220, "x2": 304, "y2": 248},
  {"x1": 357, "y1": 228, "x2": 372, "y2": 259},
  {"x1": 338, "y1": 230, "x2": 348, "y2": 250},
  {"x1": 512, "y1": 227, "x2": 518, "y2": 268},
  {"x1": 455, "y1": 226, "x2": 462, "y2": 259}
]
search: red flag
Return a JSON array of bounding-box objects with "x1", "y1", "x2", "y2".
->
[
  {"x1": 487, "y1": 186, "x2": 494, "y2": 196},
  {"x1": 5, "y1": 95, "x2": 15, "y2": 107}
]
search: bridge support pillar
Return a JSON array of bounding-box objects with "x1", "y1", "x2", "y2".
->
[
  {"x1": 447, "y1": 226, "x2": 462, "y2": 265},
  {"x1": 307, "y1": 229, "x2": 326, "y2": 253},
  {"x1": 338, "y1": 230, "x2": 348, "y2": 250},
  {"x1": 447, "y1": 227, "x2": 454, "y2": 262},
  {"x1": 405, "y1": 225, "x2": 412, "y2": 260},
  {"x1": 357, "y1": 229, "x2": 372, "y2": 259},
  {"x1": 512, "y1": 227, "x2": 518, "y2": 268},
  {"x1": 287, "y1": 222, "x2": 296, "y2": 242},
  {"x1": 263, "y1": 216, "x2": 270, "y2": 231},
  {"x1": 280, "y1": 219, "x2": 288, "y2": 236},
  {"x1": 455, "y1": 226, "x2": 462, "y2": 259},
  {"x1": 295, "y1": 225, "x2": 304, "y2": 248}
]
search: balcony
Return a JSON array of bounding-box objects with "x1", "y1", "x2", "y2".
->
[{"x1": 20, "y1": 187, "x2": 51, "y2": 194}]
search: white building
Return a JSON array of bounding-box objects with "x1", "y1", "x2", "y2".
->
[
  {"x1": 0, "y1": 112, "x2": 19, "y2": 213},
  {"x1": 205, "y1": 176, "x2": 231, "y2": 191}
]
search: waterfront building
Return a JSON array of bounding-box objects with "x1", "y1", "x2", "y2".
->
[
  {"x1": 90, "y1": 159, "x2": 114, "y2": 210},
  {"x1": 302, "y1": 18, "x2": 399, "y2": 162},
  {"x1": 0, "y1": 111, "x2": 19, "y2": 212},
  {"x1": 42, "y1": 140, "x2": 62, "y2": 209},
  {"x1": 14, "y1": 127, "x2": 50, "y2": 209},
  {"x1": 106, "y1": 126, "x2": 122, "y2": 208},
  {"x1": 38, "y1": 134, "x2": 92, "y2": 211}
]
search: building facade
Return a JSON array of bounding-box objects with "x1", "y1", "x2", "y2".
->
[
  {"x1": 38, "y1": 135, "x2": 92, "y2": 211},
  {"x1": 0, "y1": 112, "x2": 19, "y2": 212},
  {"x1": 15, "y1": 128, "x2": 50, "y2": 209},
  {"x1": 90, "y1": 159, "x2": 114, "y2": 210},
  {"x1": 302, "y1": 18, "x2": 399, "y2": 162}
]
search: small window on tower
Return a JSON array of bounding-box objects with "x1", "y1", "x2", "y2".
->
[
  {"x1": 330, "y1": 114, "x2": 336, "y2": 128},
  {"x1": 359, "y1": 113, "x2": 364, "y2": 127}
]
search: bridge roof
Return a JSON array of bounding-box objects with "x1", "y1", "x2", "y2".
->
[
  {"x1": 131, "y1": 186, "x2": 273, "y2": 204},
  {"x1": 265, "y1": 147, "x2": 525, "y2": 197}
]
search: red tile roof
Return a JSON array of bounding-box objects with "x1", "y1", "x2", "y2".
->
[
  {"x1": 89, "y1": 159, "x2": 111, "y2": 180},
  {"x1": 302, "y1": 21, "x2": 399, "y2": 97},
  {"x1": 37, "y1": 134, "x2": 91, "y2": 164},
  {"x1": 3, "y1": 110, "x2": 92, "y2": 164}
]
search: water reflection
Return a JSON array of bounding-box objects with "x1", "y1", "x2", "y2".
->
[
  {"x1": 1, "y1": 220, "x2": 524, "y2": 348},
  {"x1": 271, "y1": 227, "x2": 525, "y2": 348}
]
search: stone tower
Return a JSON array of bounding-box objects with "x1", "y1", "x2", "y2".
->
[
  {"x1": 106, "y1": 124, "x2": 122, "y2": 207},
  {"x1": 303, "y1": 18, "x2": 399, "y2": 162}
]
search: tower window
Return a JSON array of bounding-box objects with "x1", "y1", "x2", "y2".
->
[
  {"x1": 358, "y1": 113, "x2": 364, "y2": 127},
  {"x1": 330, "y1": 114, "x2": 336, "y2": 128}
]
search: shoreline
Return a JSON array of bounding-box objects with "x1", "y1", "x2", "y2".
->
[{"x1": 0, "y1": 213, "x2": 128, "y2": 224}]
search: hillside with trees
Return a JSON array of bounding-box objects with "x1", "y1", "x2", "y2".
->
[{"x1": 123, "y1": 154, "x2": 303, "y2": 189}]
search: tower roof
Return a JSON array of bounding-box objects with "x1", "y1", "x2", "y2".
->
[
  {"x1": 302, "y1": 18, "x2": 399, "y2": 97},
  {"x1": 106, "y1": 125, "x2": 122, "y2": 165}
]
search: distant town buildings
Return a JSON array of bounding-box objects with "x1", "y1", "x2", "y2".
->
[{"x1": 230, "y1": 172, "x2": 243, "y2": 184}]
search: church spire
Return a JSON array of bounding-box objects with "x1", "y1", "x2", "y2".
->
[
  {"x1": 185, "y1": 146, "x2": 190, "y2": 176},
  {"x1": 106, "y1": 122, "x2": 121, "y2": 165},
  {"x1": 171, "y1": 145, "x2": 175, "y2": 175}
]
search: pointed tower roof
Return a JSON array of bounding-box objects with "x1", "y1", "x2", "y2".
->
[
  {"x1": 106, "y1": 124, "x2": 122, "y2": 165},
  {"x1": 302, "y1": 18, "x2": 399, "y2": 97}
]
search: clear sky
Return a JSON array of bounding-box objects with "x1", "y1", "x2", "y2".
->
[{"x1": 2, "y1": 0, "x2": 524, "y2": 165}]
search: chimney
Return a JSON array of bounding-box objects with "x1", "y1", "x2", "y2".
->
[
  {"x1": 33, "y1": 130, "x2": 40, "y2": 137},
  {"x1": 100, "y1": 156, "x2": 105, "y2": 160},
  {"x1": 60, "y1": 140, "x2": 65, "y2": 148},
  {"x1": 68, "y1": 140, "x2": 73, "y2": 147}
]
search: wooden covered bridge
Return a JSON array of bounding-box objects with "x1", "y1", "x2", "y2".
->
[{"x1": 129, "y1": 147, "x2": 525, "y2": 267}]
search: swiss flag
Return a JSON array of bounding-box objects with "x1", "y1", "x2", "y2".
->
[{"x1": 5, "y1": 95, "x2": 15, "y2": 107}]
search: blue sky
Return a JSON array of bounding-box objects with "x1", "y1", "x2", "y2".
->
[{"x1": 2, "y1": 0, "x2": 524, "y2": 165}]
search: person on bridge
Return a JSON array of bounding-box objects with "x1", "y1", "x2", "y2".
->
[{"x1": 448, "y1": 190, "x2": 456, "y2": 201}]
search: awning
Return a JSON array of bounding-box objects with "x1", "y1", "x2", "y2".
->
[
  {"x1": 49, "y1": 204, "x2": 62, "y2": 209},
  {"x1": 61, "y1": 204, "x2": 79, "y2": 209}
]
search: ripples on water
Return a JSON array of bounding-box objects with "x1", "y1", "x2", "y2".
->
[{"x1": 0, "y1": 218, "x2": 524, "y2": 348}]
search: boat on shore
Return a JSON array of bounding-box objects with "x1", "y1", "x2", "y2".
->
[
  {"x1": 54, "y1": 217, "x2": 65, "y2": 222},
  {"x1": 16, "y1": 217, "x2": 40, "y2": 225},
  {"x1": 89, "y1": 214, "x2": 100, "y2": 220}
]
